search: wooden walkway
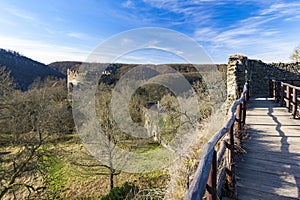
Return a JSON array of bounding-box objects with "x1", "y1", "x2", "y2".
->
[{"x1": 236, "y1": 98, "x2": 300, "y2": 199}]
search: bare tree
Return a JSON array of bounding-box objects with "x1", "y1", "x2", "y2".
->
[
  {"x1": 0, "y1": 75, "x2": 73, "y2": 199},
  {"x1": 290, "y1": 45, "x2": 300, "y2": 62},
  {"x1": 95, "y1": 83, "x2": 121, "y2": 190},
  {"x1": 0, "y1": 67, "x2": 16, "y2": 131},
  {"x1": 0, "y1": 67, "x2": 15, "y2": 96}
]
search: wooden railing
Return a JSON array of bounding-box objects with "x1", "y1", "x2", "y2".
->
[
  {"x1": 185, "y1": 82, "x2": 250, "y2": 200},
  {"x1": 269, "y1": 79, "x2": 300, "y2": 119}
]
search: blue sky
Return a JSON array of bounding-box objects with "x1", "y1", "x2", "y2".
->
[{"x1": 0, "y1": 0, "x2": 300, "y2": 64}]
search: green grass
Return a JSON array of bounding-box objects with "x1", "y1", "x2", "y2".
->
[
  {"x1": 39, "y1": 150, "x2": 67, "y2": 199},
  {"x1": 48, "y1": 135, "x2": 169, "y2": 199}
]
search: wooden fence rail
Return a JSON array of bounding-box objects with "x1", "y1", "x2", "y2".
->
[
  {"x1": 269, "y1": 79, "x2": 300, "y2": 119},
  {"x1": 185, "y1": 81, "x2": 250, "y2": 200}
]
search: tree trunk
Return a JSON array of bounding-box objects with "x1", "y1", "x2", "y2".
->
[{"x1": 110, "y1": 170, "x2": 114, "y2": 190}]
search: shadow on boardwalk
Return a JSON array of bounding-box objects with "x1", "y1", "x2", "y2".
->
[{"x1": 236, "y1": 98, "x2": 300, "y2": 200}]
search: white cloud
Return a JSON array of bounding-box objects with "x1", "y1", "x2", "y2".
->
[
  {"x1": 67, "y1": 32, "x2": 90, "y2": 40},
  {"x1": 122, "y1": 0, "x2": 135, "y2": 8},
  {"x1": 142, "y1": 0, "x2": 215, "y2": 25},
  {"x1": 121, "y1": 38, "x2": 135, "y2": 45},
  {"x1": 5, "y1": 7, "x2": 38, "y2": 23},
  {"x1": 146, "y1": 45, "x2": 185, "y2": 56},
  {"x1": 55, "y1": 16, "x2": 65, "y2": 22},
  {"x1": 191, "y1": 1, "x2": 300, "y2": 63},
  {"x1": 138, "y1": 1, "x2": 300, "y2": 63},
  {"x1": 0, "y1": 17, "x2": 17, "y2": 26},
  {"x1": 66, "y1": 32, "x2": 101, "y2": 43},
  {"x1": 1, "y1": 0, "x2": 299, "y2": 65},
  {"x1": 260, "y1": 3, "x2": 300, "y2": 16},
  {"x1": 0, "y1": 35, "x2": 89, "y2": 64},
  {"x1": 248, "y1": 41, "x2": 297, "y2": 63},
  {"x1": 114, "y1": 49, "x2": 185, "y2": 64}
]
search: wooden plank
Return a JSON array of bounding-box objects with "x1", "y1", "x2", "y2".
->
[
  {"x1": 236, "y1": 97, "x2": 300, "y2": 200},
  {"x1": 242, "y1": 146, "x2": 300, "y2": 153},
  {"x1": 237, "y1": 168, "x2": 300, "y2": 185},
  {"x1": 237, "y1": 166, "x2": 300, "y2": 198},
  {"x1": 242, "y1": 154, "x2": 300, "y2": 168},
  {"x1": 238, "y1": 179, "x2": 299, "y2": 199},
  {"x1": 246, "y1": 134, "x2": 300, "y2": 138},
  {"x1": 238, "y1": 187, "x2": 299, "y2": 200},
  {"x1": 243, "y1": 142, "x2": 300, "y2": 151},
  {"x1": 241, "y1": 151, "x2": 300, "y2": 163},
  {"x1": 237, "y1": 164, "x2": 300, "y2": 182}
]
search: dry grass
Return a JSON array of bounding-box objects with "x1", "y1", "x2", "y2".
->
[
  {"x1": 0, "y1": 134, "x2": 169, "y2": 199},
  {"x1": 164, "y1": 111, "x2": 226, "y2": 200}
]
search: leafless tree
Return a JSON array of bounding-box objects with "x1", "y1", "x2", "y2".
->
[
  {"x1": 95, "y1": 83, "x2": 121, "y2": 190},
  {"x1": 0, "y1": 73, "x2": 73, "y2": 199},
  {"x1": 290, "y1": 45, "x2": 300, "y2": 62}
]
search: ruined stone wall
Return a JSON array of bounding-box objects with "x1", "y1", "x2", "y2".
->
[
  {"x1": 227, "y1": 55, "x2": 247, "y2": 102},
  {"x1": 66, "y1": 68, "x2": 89, "y2": 100},
  {"x1": 226, "y1": 55, "x2": 300, "y2": 98},
  {"x1": 269, "y1": 62, "x2": 300, "y2": 75}
]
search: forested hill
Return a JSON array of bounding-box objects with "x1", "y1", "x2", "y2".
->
[
  {"x1": 48, "y1": 61, "x2": 83, "y2": 75},
  {"x1": 0, "y1": 49, "x2": 65, "y2": 90}
]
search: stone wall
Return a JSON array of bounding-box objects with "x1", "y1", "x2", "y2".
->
[
  {"x1": 227, "y1": 55, "x2": 300, "y2": 97},
  {"x1": 227, "y1": 55, "x2": 247, "y2": 102}
]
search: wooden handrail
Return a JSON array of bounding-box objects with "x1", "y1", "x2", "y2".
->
[
  {"x1": 269, "y1": 79, "x2": 300, "y2": 119},
  {"x1": 185, "y1": 81, "x2": 250, "y2": 200}
]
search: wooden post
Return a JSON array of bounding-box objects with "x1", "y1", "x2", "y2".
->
[
  {"x1": 242, "y1": 100, "x2": 247, "y2": 125},
  {"x1": 230, "y1": 123, "x2": 236, "y2": 198},
  {"x1": 280, "y1": 82, "x2": 284, "y2": 107},
  {"x1": 226, "y1": 124, "x2": 236, "y2": 192},
  {"x1": 277, "y1": 81, "x2": 281, "y2": 102},
  {"x1": 206, "y1": 150, "x2": 217, "y2": 200},
  {"x1": 240, "y1": 102, "x2": 244, "y2": 127},
  {"x1": 269, "y1": 79, "x2": 273, "y2": 98},
  {"x1": 246, "y1": 81, "x2": 250, "y2": 101},
  {"x1": 292, "y1": 87, "x2": 297, "y2": 119},
  {"x1": 286, "y1": 85, "x2": 291, "y2": 112},
  {"x1": 235, "y1": 103, "x2": 242, "y2": 139},
  {"x1": 273, "y1": 80, "x2": 276, "y2": 99},
  {"x1": 185, "y1": 81, "x2": 249, "y2": 200}
]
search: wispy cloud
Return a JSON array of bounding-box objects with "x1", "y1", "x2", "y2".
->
[
  {"x1": 0, "y1": 35, "x2": 90, "y2": 64},
  {"x1": 122, "y1": 0, "x2": 135, "y2": 8},
  {"x1": 66, "y1": 31, "x2": 102, "y2": 44},
  {"x1": 55, "y1": 16, "x2": 64, "y2": 22},
  {"x1": 67, "y1": 32, "x2": 92, "y2": 40},
  {"x1": 191, "y1": 1, "x2": 300, "y2": 62},
  {"x1": 5, "y1": 7, "x2": 38, "y2": 23},
  {"x1": 0, "y1": 0, "x2": 299, "y2": 64},
  {"x1": 0, "y1": 17, "x2": 17, "y2": 26},
  {"x1": 194, "y1": 6, "x2": 281, "y2": 47},
  {"x1": 115, "y1": 49, "x2": 185, "y2": 64},
  {"x1": 142, "y1": 0, "x2": 221, "y2": 11},
  {"x1": 142, "y1": 0, "x2": 216, "y2": 25},
  {"x1": 260, "y1": 3, "x2": 300, "y2": 16},
  {"x1": 134, "y1": 0, "x2": 300, "y2": 63}
]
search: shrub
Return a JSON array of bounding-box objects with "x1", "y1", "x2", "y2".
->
[{"x1": 101, "y1": 182, "x2": 138, "y2": 200}]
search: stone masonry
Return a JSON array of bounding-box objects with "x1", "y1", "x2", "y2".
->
[{"x1": 227, "y1": 55, "x2": 300, "y2": 98}]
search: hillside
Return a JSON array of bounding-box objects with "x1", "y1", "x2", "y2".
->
[
  {"x1": 0, "y1": 49, "x2": 65, "y2": 90},
  {"x1": 48, "y1": 61, "x2": 83, "y2": 75}
]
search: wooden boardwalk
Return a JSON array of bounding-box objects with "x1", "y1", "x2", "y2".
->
[{"x1": 236, "y1": 98, "x2": 300, "y2": 199}]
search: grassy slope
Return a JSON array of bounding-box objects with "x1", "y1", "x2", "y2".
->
[
  {"x1": 0, "y1": 61, "x2": 227, "y2": 199},
  {"x1": 0, "y1": 134, "x2": 169, "y2": 199}
]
